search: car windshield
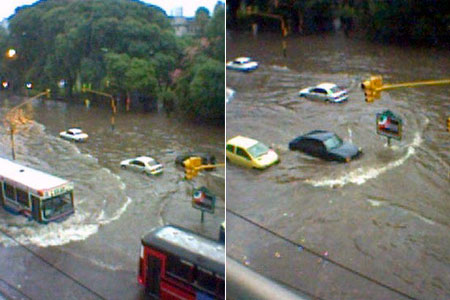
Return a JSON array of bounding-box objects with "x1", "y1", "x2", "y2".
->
[
  {"x1": 329, "y1": 86, "x2": 341, "y2": 93},
  {"x1": 147, "y1": 160, "x2": 158, "y2": 166},
  {"x1": 324, "y1": 135, "x2": 343, "y2": 150},
  {"x1": 247, "y1": 142, "x2": 269, "y2": 158}
]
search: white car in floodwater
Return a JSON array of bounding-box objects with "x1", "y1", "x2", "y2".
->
[
  {"x1": 299, "y1": 83, "x2": 348, "y2": 103},
  {"x1": 226, "y1": 57, "x2": 259, "y2": 72},
  {"x1": 59, "y1": 128, "x2": 88, "y2": 142},
  {"x1": 120, "y1": 156, "x2": 164, "y2": 176}
]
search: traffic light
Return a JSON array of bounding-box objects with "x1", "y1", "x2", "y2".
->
[
  {"x1": 184, "y1": 157, "x2": 202, "y2": 180},
  {"x1": 361, "y1": 76, "x2": 383, "y2": 103},
  {"x1": 361, "y1": 79, "x2": 374, "y2": 103},
  {"x1": 372, "y1": 76, "x2": 383, "y2": 99}
]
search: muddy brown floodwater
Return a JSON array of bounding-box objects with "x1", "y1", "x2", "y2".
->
[
  {"x1": 0, "y1": 97, "x2": 224, "y2": 299},
  {"x1": 226, "y1": 31, "x2": 449, "y2": 300}
]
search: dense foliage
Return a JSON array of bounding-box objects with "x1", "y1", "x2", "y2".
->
[
  {"x1": 0, "y1": 0, "x2": 225, "y2": 123},
  {"x1": 227, "y1": 0, "x2": 450, "y2": 46}
]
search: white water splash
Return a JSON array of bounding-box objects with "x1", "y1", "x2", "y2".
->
[
  {"x1": 306, "y1": 133, "x2": 422, "y2": 187},
  {"x1": 226, "y1": 87, "x2": 235, "y2": 104}
]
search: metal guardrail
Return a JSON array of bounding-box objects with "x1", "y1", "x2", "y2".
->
[{"x1": 226, "y1": 257, "x2": 311, "y2": 300}]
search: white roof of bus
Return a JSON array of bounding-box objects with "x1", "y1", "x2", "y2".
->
[
  {"x1": 0, "y1": 158, "x2": 70, "y2": 192},
  {"x1": 156, "y1": 226, "x2": 224, "y2": 263}
]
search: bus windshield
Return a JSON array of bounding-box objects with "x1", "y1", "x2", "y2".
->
[{"x1": 42, "y1": 192, "x2": 73, "y2": 219}]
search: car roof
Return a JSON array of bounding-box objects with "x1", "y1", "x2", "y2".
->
[
  {"x1": 227, "y1": 136, "x2": 259, "y2": 149},
  {"x1": 303, "y1": 130, "x2": 335, "y2": 141},
  {"x1": 316, "y1": 83, "x2": 338, "y2": 90},
  {"x1": 234, "y1": 57, "x2": 251, "y2": 63},
  {"x1": 68, "y1": 128, "x2": 82, "y2": 133},
  {"x1": 135, "y1": 156, "x2": 156, "y2": 163}
]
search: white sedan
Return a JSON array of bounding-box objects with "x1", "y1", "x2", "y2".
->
[
  {"x1": 59, "y1": 128, "x2": 88, "y2": 142},
  {"x1": 226, "y1": 57, "x2": 259, "y2": 72},
  {"x1": 120, "y1": 156, "x2": 163, "y2": 175},
  {"x1": 299, "y1": 83, "x2": 348, "y2": 103}
]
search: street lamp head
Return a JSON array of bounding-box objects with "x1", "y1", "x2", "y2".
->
[{"x1": 6, "y1": 48, "x2": 17, "y2": 59}]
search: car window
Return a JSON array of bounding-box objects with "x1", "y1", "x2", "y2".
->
[
  {"x1": 131, "y1": 160, "x2": 145, "y2": 167},
  {"x1": 324, "y1": 135, "x2": 343, "y2": 150},
  {"x1": 236, "y1": 147, "x2": 251, "y2": 160},
  {"x1": 226, "y1": 144, "x2": 235, "y2": 153},
  {"x1": 311, "y1": 88, "x2": 326, "y2": 94},
  {"x1": 67, "y1": 131, "x2": 73, "y2": 135},
  {"x1": 247, "y1": 142, "x2": 269, "y2": 158}
]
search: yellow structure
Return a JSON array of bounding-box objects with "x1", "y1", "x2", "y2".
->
[
  {"x1": 447, "y1": 117, "x2": 450, "y2": 132},
  {"x1": 183, "y1": 156, "x2": 225, "y2": 180},
  {"x1": 361, "y1": 76, "x2": 450, "y2": 103}
]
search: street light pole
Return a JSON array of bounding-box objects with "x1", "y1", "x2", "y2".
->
[{"x1": 4, "y1": 90, "x2": 50, "y2": 160}]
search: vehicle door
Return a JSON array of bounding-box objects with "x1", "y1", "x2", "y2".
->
[
  {"x1": 146, "y1": 255, "x2": 162, "y2": 297},
  {"x1": 307, "y1": 88, "x2": 320, "y2": 101},
  {"x1": 130, "y1": 160, "x2": 145, "y2": 172},
  {"x1": 313, "y1": 88, "x2": 328, "y2": 101},
  {"x1": 235, "y1": 147, "x2": 253, "y2": 167}
]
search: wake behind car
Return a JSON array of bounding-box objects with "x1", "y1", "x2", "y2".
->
[
  {"x1": 59, "y1": 128, "x2": 88, "y2": 142},
  {"x1": 289, "y1": 130, "x2": 361, "y2": 162},
  {"x1": 120, "y1": 156, "x2": 163, "y2": 175},
  {"x1": 299, "y1": 83, "x2": 348, "y2": 103},
  {"x1": 226, "y1": 136, "x2": 279, "y2": 169},
  {"x1": 226, "y1": 57, "x2": 259, "y2": 72}
]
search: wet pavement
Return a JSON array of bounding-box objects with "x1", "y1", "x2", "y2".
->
[
  {"x1": 226, "y1": 31, "x2": 449, "y2": 299},
  {"x1": 0, "y1": 96, "x2": 224, "y2": 299}
]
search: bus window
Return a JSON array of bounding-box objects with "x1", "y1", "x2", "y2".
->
[
  {"x1": 195, "y1": 267, "x2": 216, "y2": 293},
  {"x1": 42, "y1": 192, "x2": 73, "y2": 219},
  {"x1": 166, "y1": 255, "x2": 194, "y2": 282},
  {"x1": 4, "y1": 183, "x2": 15, "y2": 200},
  {"x1": 16, "y1": 189, "x2": 30, "y2": 207}
]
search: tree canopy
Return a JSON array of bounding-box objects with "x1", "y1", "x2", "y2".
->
[{"x1": 1, "y1": 0, "x2": 225, "y2": 123}]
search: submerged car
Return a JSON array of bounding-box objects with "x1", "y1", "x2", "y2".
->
[
  {"x1": 226, "y1": 57, "x2": 259, "y2": 72},
  {"x1": 226, "y1": 136, "x2": 279, "y2": 169},
  {"x1": 120, "y1": 156, "x2": 163, "y2": 175},
  {"x1": 298, "y1": 83, "x2": 348, "y2": 103},
  {"x1": 289, "y1": 130, "x2": 361, "y2": 162},
  {"x1": 59, "y1": 128, "x2": 88, "y2": 142}
]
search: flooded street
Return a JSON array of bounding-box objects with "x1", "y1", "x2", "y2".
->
[
  {"x1": 226, "y1": 32, "x2": 449, "y2": 299},
  {"x1": 0, "y1": 97, "x2": 224, "y2": 299}
]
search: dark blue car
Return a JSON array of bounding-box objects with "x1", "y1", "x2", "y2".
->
[{"x1": 289, "y1": 130, "x2": 362, "y2": 162}]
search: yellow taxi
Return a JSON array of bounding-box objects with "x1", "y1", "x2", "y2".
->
[{"x1": 226, "y1": 136, "x2": 279, "y2": 169}]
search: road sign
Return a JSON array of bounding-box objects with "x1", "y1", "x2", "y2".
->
[
  {"x1": 192, "y1": 186, "x2": 216, "y2": 215},
  {"x1": 376, "y1": 110, "x2": 402, "y2": 140}
]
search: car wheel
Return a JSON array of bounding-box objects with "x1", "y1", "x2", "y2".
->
[{"x1": 121, "y1": 165, "x2": 126, "y2": 169}]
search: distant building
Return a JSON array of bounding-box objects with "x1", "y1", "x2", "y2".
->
[
  {"x1": 1, "y1": 19, "x2": 9, "y2": 31},
  {"x1": 171, "y1": 7, "x2": 183, "y2": 17},
  {"x1": 169, "y1": 7, "x2": 198, "y2": 37}
]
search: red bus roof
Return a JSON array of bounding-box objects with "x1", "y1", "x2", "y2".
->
[{"x1": 142, "y1": 225, "x2": 225, "y2": 276}]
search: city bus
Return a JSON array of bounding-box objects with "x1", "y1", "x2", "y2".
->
[
  {"x1": 0, "y1": 158, "x2": 75, "y2": 223},
  {"x1": 138, "y1": 225, "x2": 225, "y2": 300}
]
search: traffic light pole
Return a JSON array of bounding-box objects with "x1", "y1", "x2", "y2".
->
[{"x1": 377, "y1": 79, "x2": 450, "y2": 92}]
